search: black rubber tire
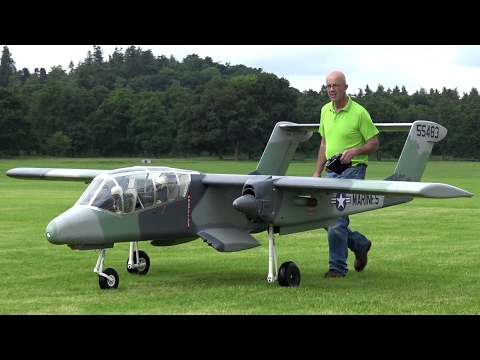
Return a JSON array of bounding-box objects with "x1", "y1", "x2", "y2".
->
[
  {"x1": 99, "y1": 268, "x2": 119, "y2": 289},
  {"x1": 278, "y1": 261, "x2": 301, "y2": 287},
  {"x1": 126, "y1": 249, "x2": 150, "y2": 275}
]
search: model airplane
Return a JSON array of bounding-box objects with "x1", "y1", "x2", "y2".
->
[{"x1": 6, "y1": 120, "x2": 473, "y2": 289}]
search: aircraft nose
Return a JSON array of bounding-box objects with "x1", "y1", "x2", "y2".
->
[{"x1": 46, "y1": 206, "x2": 103, "y2": 246}]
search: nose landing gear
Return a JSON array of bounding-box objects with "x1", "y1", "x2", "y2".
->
[{"x1": 94, "y1": 242, "x2": 151, "y2": 289}]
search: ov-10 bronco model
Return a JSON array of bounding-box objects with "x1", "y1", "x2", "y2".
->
[{"x1": 6, "y1": 120, "x2": 473, "y2": 289}]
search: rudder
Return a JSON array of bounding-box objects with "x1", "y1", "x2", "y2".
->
[
  {"x1": 386, "y1": 120, "x2": 447, "y2": 182},
  {"x1": 250, "y1": 121, "x2": 313, "y2": 176}
]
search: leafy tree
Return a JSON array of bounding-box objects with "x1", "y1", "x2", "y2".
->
[
  {"x1": 161, "y1": 85, "x2": 193, "y2": 157},
  {"x1": 29, "y1": 81, "x2": 64, "y2": 154},
  {"x1": 38, "y1": 68, "x2": 48, "y2": 84},
  {"x1": 0, "y1": 46, "x2": 16, "y2": 87},
  {"x1": 390, "y1": 85, "x2": 411, "y2": 109},
  {"x1": 47, "y1": 66, "x2": 68, "y2": 83},
  {"x1": 292, "y1": 89, "x2": 326, "y2": 157},
  {"x1": 45, "y1": 131, "x2": 71, "y2": 157},
  {"x1": 72, "y1": 46, "x2": 108, "y2": 89},
  {"x1": 129, "y1": 91, "x2": 175, "y2": 156},
  {"x1": 253, "y1": 73, "x2": 298, "y2": 128},
  {"x1": 0, "y1": 87, "x2": 35, "y2": 156},
  {"x1": 89, "y1": 88, "x2": 135, "y2": 156},
  {"x1": 181, "y1": 76, "x2": 266, "y2": 160},
  {"x1": 453, "y1": 88, "x2": 480, "y2": 159},
  {"x1": 60, "y1": 86, "x2": 97, "y2": 156},
  {"x1": 17, "y1": 67, "x2": 31, "y2": 86},
  {"x1": 368, "y1": 97, "x2": 403, "y2": 159},
  {"x1": 2, "y1": 45, "x2": 480, "y2": 161},
  {"x1": 432, "y1": 87, "x2": 461, "y2": 158},
  {"x1": 124, "y1": 46, "x2": 157, "y2": 78}
]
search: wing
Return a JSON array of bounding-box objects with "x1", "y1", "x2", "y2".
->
[
  {"x1": 274, "y1": 176, "x2": 474, "y2": 199},
  {"x1": 202, "y1": 174, "x2": 473, "y2": 199},
  {"x1": 202, "y1": 174, "x2": 269, "y2": 185},
  {"x1": 5, "y1": 168, "x2": 107, "y2": 182}
]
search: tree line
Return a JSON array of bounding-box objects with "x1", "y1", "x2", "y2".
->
[{"x1": 1, "y1": 45, "x2": 479, "y2": 161}]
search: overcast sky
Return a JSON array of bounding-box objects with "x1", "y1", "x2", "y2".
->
[{"x1": 3, "y1": 45, "x2": 480, "y2": 96}]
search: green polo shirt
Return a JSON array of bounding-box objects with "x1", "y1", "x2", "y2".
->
[{"x1": 319, "y1": 96, "x2": 379, "y2": 166}]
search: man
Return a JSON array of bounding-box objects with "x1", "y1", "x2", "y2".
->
[{"x1": 313, "y1": 70, "x2": 379, "y2": 278}]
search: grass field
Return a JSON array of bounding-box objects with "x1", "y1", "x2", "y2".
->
[{"x1": 1, "y1": 156, "x2": 478, "y2": 314}]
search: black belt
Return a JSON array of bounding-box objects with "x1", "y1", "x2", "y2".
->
[{"x1": 325, "y1": 163, "x2": 367, "y2": 173}]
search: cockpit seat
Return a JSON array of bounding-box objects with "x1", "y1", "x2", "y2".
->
[{"x1": 124, "y1": 179, "x2": 138, "y2": 212}]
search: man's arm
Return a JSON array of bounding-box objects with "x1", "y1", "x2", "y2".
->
[
  {"x1": 313, "y1": 137, "x2": 327, "y2": 177},
  {"x1": 341, "y1": 135, "x2": 379, "y2": 164}
]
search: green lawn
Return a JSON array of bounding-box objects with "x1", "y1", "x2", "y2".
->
[{"x1": 1, "y1": 156, "x2": 478, "y2": 314}]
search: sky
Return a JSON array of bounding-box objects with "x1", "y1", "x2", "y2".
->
[{"x1": 3, "y1": 45, "x2": 480, "y2": 96}]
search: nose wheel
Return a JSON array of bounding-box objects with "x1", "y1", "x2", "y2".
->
[
  {"x1": 99, "y1": 268, "x2": 119, "y2": 289},
  {"x1": 93, "y1": 243, "x2": 151, "y2": 290}
]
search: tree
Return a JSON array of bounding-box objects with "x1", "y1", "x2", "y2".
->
[
  {"x1": 45, "y1": 131, "x2": 71, "y2": 157},
  {"x1": 253, "y1": 73, "x2": 298, "y2": 128},
  {"x1": 181, "y1": 76, "x2": 266, "y2": 160},
  {"x1": 47, "y1": 66, "x2": 67, "y2": 83},
  {"x1": 89, "y1": 88, "x2": 135, "y2": 156},
  {"x1": 0, "y1": 87, "x2": 35, "y2": 156},
  {"x1": 18, "y1": 67, "x2": 31, "y2": 86},
  {"x1": 0, "y1": 46, "x2": 16, "y2": 87},
  {"x1": 295, "y1": 89, "x2": 327, "y2": 156},
  {"x1": 129, "y1": 91, "x2": 175, "y2": 156}
]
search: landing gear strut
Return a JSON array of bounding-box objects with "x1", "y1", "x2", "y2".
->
[
  {"x1": 267, "y1": 225, "x2": 301, "y2": 287},
  {"x1": 126, "y1": 242, "x2": 150, "y2": 275},
  {"x1": 93, "y1": 242, "x2": 151, "y2": 289},
  {"x1": 94, "y1": 249, "x2": 119, "y2": 289}
]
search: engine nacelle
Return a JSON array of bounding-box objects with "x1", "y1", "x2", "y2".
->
[{"x1": 233, "y1": 177, "x2": 276, "y2": 223}]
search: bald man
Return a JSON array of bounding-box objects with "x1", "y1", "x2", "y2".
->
[{"x1": 313, "y1": 70, "x2": 379, "y2": 278}]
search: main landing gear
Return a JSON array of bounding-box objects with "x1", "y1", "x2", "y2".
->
[
  {"x1": 93, "y1": 228, "x2": 300, "y2": 289},
  {"x1": 267, "y1": 225, "x2": 301, "y2": 287},
  {"x1": 94, "y1": 241, "x2": 151, "y2": 289}
]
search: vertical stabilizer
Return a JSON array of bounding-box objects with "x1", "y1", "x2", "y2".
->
[
  {"x1": 385, "y1": 120, "x2": 447, "y2": 182},
  {"x1": 250, "y1": 121, "x2": 313, "y2": 176}
]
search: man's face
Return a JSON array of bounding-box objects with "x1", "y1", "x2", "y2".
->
[{"x1": 326, "y1": 75, "x2": 348, "y2": 102}]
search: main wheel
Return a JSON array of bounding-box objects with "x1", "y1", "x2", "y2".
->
[
  {"x1": 99, "y1": 268, "x2": 119, "y2": 289},
  {"x1": 278, "y1": 261, "x2": 301, "y2": 287},
  {"x1": 126, "y1": 249, "x2": 150, "y2": 275}
]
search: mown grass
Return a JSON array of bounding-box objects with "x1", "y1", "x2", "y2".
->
[{"x1": 0, "y1": 156, "x2": 478, "y2": 314}]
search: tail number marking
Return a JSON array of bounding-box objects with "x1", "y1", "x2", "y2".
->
[{"x1": 416, "y1": 123, "x2": 440, "y2": 139}]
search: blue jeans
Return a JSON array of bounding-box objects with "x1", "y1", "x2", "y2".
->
[{"x1": 325, "y1": 166, "x2": 371, "y2": 275}]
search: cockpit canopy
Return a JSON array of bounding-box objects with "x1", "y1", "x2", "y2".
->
[{"x1": 76, "y1": 166, "x2": 199, "y2": 213}]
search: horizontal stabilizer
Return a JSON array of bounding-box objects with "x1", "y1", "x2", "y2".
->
[
  {"x1": 197, "y1": 227, "x2": 261, "y2": 252},
  {"x1": 278, "y1": 122, "x2": 413, "y2": 133}
]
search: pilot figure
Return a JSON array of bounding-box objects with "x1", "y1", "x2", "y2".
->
[
  {"x1": 155, "y1": 175, "x2": 168, "y2": 204},
  {"x1": 110, "y1": 185, "x2": 123, "y2": 213}
]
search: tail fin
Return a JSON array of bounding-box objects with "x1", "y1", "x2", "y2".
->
[
  {"x1": 385, "y1": 120, "x2": 447, "y2": 182},
  {"x1": 250, "y1": 121, "x2": 313, "y2": 176}
]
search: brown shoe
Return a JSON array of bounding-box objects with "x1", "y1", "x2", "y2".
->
[
  {"x1": 354, "y1": 241, "x2": 372, "y2": 272},
  {"x1": 323, "y1": 269, "x2": 345, "y2": 278}
]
